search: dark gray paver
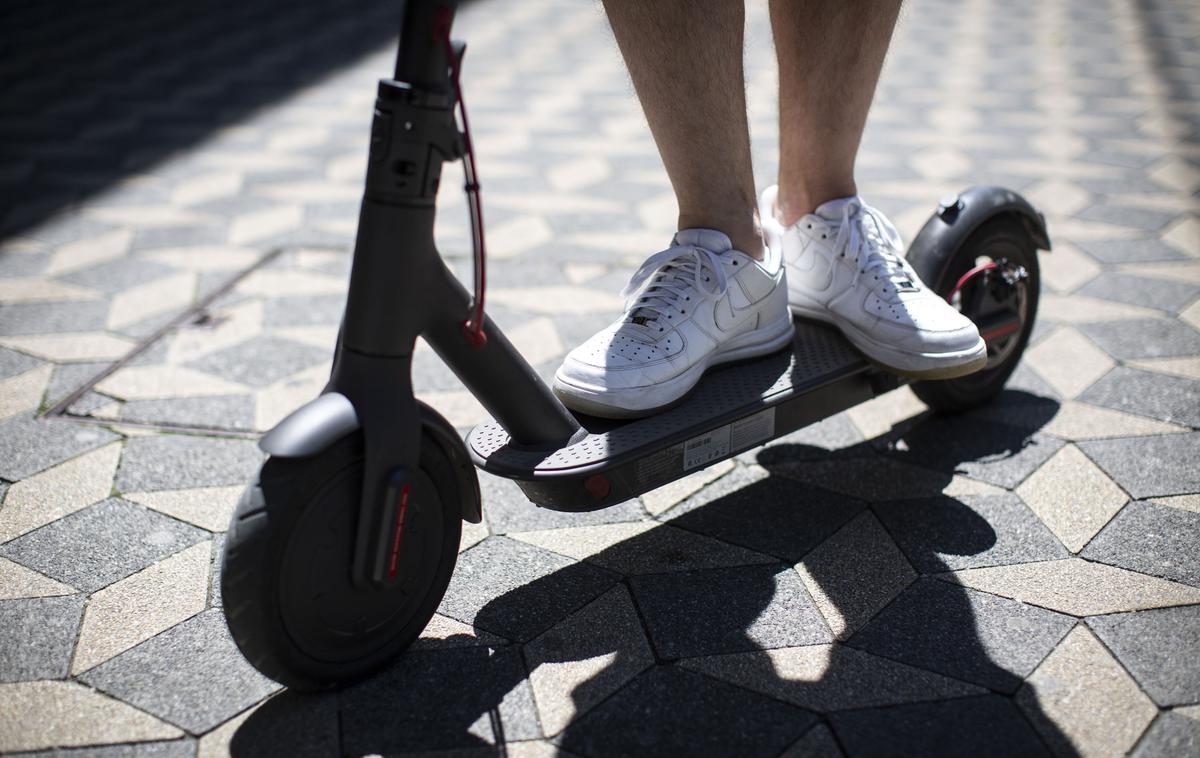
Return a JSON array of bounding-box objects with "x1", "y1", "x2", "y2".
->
[
  {"x1": 262, "y1": 294, "x2": 346, "y2": 328},
  {"x1": 559, "y1": 665, "x2": 815, "y2": 758},
  {"x1": 0, "y1": 414, "x2": 119, "y2": 481},
  {"x1": 1078, "y1": 367, "x2": 1200, "y2": 427},
  {"x1": 80, "y1": 610, "x2": 280, "y2": 734},
  {"x1": 220, "y1": 691, "x2": 340, "y2": 758},
  {"x1": 0, "y1": 499, "x2": 207, "y2": 592},
  {"x1": 1076, "y1": 237, "x2": 1190, "y2": 264},
  {"x1": 11, "y1": 740, "x2": 198, "y2": 757},
  {"x1": 184, "y1": 335, "x2": 328, "y2": 387},
  {"x1": 440, "y1": 537, "x2": 619, "y2": 642},
  {"x1": 829, "y1": 695, "x2": 1051, "y2": 758},
  {"x1": 339, "y1": 646, "x2": 539, "y2": 754},
  {"x1": 1088, "y1": 605, "x2": 1200, "y2": 707},
  {"x1": 1077, "y1": 273, "x2": 1199, "y2": 314},
  {"x1": 630, "y1": 565, "x2": 831, "y2": 660},
  {"x1": 782, "y1": 723, "x2": 844, "y2": 758},
  {"x1": 1082, "y1": 500, "x2": 1200, "y2": 587},
  {"x1": 58, "y1": 258, "x2": 179, "y2": 295},
  {"x1": 209, "y1": 534, "x2": 224, "y2": 608},
  {"x1": 757, "y1": 412, "x2": 865, "y2": 459},
  {"x1": 120, "y1": 394, "x2": 256, "y2": 431},
  {"x1": 478, "y1": 471, "x2": 645, "y2": 534},
  {"x1": 0, "y1": 346, "x2": 41, "y2": 380},
  {"x1": 0, "y1": 300, "x2": 111, "y2": 337},
  {"x1": 1077, "y1": 318, "x2": 1200, "y2": 360},
  {"x1": 1076, "y1": 204, "x2": 1181, "y2": 231},
  {"x1": 1130, "y1": 711, "x2": 1200, "y2": 758},
  {"x1": 873, "y1": 494, "x2": 1068, "y2": 573},
  {"x1": 667, "y1": 468, "x2": 867, "y2": 562},
  {"x1": 848, "y1": 578, "x2": 1075, "y2": 693},
  {"x1": 114, "y1": 434, "x2": 262, "y2": 492},
  {"x1": 1079, "y1": 432, "x2": 1200, "y2": 499},
  {"x1": 884, "y1": 416, "x2": 1066, "y2": 489},
  {"x1": 0, "y1": 595, "x2": 84, "y2": 682}
]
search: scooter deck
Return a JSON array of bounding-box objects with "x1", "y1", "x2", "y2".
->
[{"x1": 467, "y1": 319, "x2": 902, "y2": 511}]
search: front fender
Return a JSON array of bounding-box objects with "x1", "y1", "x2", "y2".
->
[{"x1": 907, "y1": 186, "x2": 1051, "y2": 291}]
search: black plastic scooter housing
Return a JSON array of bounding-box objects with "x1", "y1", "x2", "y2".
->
[{"x1": 256, "y1": 0, "x2": 1050, "y2": 583}]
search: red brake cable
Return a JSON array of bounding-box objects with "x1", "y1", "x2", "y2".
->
[
  {"x1": 947, "y1": 261, "x2": 998, "y2": 303},
  {"x1": 436, "y1": 9, "x2": 488, "y2": 348}
]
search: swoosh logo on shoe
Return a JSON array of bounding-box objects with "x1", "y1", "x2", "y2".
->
[
  {"x1": 714, "y1": 291, "x2": 757, "y2": 332},
  {"x1": 790, "y1": 247, "x2": 833, "y2": 291}
]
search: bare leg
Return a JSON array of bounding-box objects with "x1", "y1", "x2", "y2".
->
[
  {"x1": 771, "y1": 0, "x2": 902, "y2": 225},
  {"x1": 602, "y1": 0, "x2": 763, "y2": 258}
]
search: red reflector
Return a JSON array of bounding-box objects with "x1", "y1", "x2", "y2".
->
[
  {"x1": 584, "y1": 474, "x2": 611, "y2": 501},
  {"x1": 387, "y1": 483, "x2": 412, "y2": 578}
]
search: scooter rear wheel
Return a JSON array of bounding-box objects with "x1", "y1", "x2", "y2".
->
[
  {"x1": 221, "y1": 413, "x2": 466, "y2": 691},
  {"x1": 908, "y1": 216, "x2": 1041, "y2": 413}
]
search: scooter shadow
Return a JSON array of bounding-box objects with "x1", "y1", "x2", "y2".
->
[{"x1": 232, "y1": 390, "x2": 1073, "y2": 757}]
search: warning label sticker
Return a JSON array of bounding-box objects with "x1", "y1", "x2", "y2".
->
[{"x1": 683, "y1": 408, "x2": 776, "y2": 472}]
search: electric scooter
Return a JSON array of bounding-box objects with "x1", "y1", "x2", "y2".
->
[{"x1": 220, "y1": 0, "x2": 1050, "y2": 691}]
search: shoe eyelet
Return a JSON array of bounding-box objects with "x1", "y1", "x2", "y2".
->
[{"x1": 821, "y1": 234, "x2": 826, "y2": 239}]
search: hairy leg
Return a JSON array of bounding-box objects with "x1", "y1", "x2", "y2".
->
[
  {"x1": 602, "y1": 0, "x2": 763, "y2": 258},
  {"x1": 770, "y1": 0, "x2": 902, "y2": 225}
]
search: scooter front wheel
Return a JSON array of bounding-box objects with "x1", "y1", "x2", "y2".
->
[
  {"x1": 908, "y1": 216, "x2": 1041, "y2": 413},
  {"x1": 221, "y1": 419, "x2": 465, "y2": 691}
]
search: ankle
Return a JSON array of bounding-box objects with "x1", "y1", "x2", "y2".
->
[
  {"x1": 775, "y1": 181, "x2": 859, "y2": 227},
  {"x1": 677, "y1": 214, "x2": 764, "y2": 261}
]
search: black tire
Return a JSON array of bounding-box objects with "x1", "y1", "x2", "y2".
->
[
  {"x1": 909, "y1": 216, "x2": 1041, "y2": 413},
  {"x1": 221, "y1": 407, "x2": 468, "y2": 691}
]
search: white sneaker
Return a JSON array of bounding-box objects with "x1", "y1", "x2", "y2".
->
[
  {"x1": 759, "y1": 186, "x2": 986, "y2": 379},
  {"x1": 553, "y1": 229, "x2": 794, "y2": 418}
]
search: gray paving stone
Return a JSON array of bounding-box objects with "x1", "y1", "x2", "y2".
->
[
  {"x1": 1075, "y1": 238, "x2": 1189, "y2": 265},
  {"x1": 1079, "y1": 432, "x2": 1200, "y2": 499},
  {"x1": 1082, "y1": 500, "x2": 1200, "y2": 587},
  {"x1": 80, "y1": 610, "x2": 280, "y2": 734},
  {"x1": 668, "y1": 468, "x2": 867, "y2": 562},
  {"x1": 1078, "y1": 367, "x2": 1200, "y2": 427},
  {"x1": 12, "y1": 740, "x2": 197, "y2": 757},
  {"x1": 115, "y1": 434, "x2": 263, "y2": 492},
  {"x1": 1130, "y1": 711, "x2": 1200, "y2": 758},
  {"x1": 262, "y1": 294, "x2": 346, "y2": 328},
  {"x1": 873, "y1": 494, "x2": 1068, "y2": 573},
  {"x1": 185, "y1": 335, "x2": 328, "y2": 388},
  {"x1": 209, "y1": 534, "x2": 224, "y2": 608},
  {"x1": 339, "y1": 646, "x2": 539, "y2": 754},
  {"x1": 0, "y1": 300, "x2": 111, "y2": 336},
  {"x1": 884, "y1": 416, "x2": 1066, "y2": 489},
  {"x1": 478, "y1": 471, "x2": 645, "y2": 534},
  {"x1": 218, "y1": 691, "x2": 339, "y2": 757},
  {"x1": 0, "y1": 346, "x2": 42, "y2": 380},
  {"x1": 558, "y1": 665, "x2": 815, "y2": 758},
  {"x1": 1076, "y1": 273, "x2": 1199, "y2": 314},
  {"x1": 1088, "y1": 605, "x2": 1200, "y2": 707},
  {"x1": 1077, "y1": 318, "x2": 1200, "y2": 361},
  {"x1": 754, "y1": 413, "x2": 865, "y2": 461},
  {"x1": 0, "y1": 414, "x2": 119, "y2": 481},
  {"x1": 781, "y1": 723, "x2": 844, "y2": 758},
  {"x1": 0, "y1": 498, "x2": 206, "y2": 592},
  {"x1": 0, "y1": 595, "x2": 84, "y2": 682},
  {"x1": 1076, "y1": 204, "x2": 1180, "y2": 231},
  {"x1": 120, "y1": 394, "x2": 256, "y2": 431},
  {"x1": 630, "y1": 564, "x2": 832, "y2": 660},
  {"x1": 829, "y1": 695, "x2": 1051, "y2": 758},
  {"x1": 849, "y1": 578, "x2": 1075, "y2": 693},
  {"x1": 58, "y1": 258, "x2": 179, "y2": 295},
  {"x1": 441, "y1": 537, "x2": 619, "y2": 642}
]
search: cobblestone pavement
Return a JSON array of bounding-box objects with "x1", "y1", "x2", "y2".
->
[{"x1": 2, "y1": 0, "x2": 1199, "y2": 755}]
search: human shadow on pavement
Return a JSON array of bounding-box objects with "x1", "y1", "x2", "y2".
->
[{"x1": 234, "y1": 390, "x2": 1075, "y2": 757}]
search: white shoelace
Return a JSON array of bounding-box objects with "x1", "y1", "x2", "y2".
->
[
  {"x1": 619, "y1": 244, "x2": 730, "y2": 334},
  {"x1": 831, "y1": 199, "x2": 916, "y2": 297}
]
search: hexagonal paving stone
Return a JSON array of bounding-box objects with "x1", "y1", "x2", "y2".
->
[
  {"x1": 667, "y1": 468, "x2": 867, "y2": 562},
  {"x1": 1077, "y1": 318, "x2": 1200, "y2": 361},
  {"x1": 872, "y1": 494, "x2": 1068, "y2": 573},
  {"x1": 1077, "y1": 272, "x2": 1200, "y2": 314},
  {"x1": 0, "y1": 299, "x2": 111, "y2": 337},
  {"x1": 1079, "y1": 432, "x2": 1200, "y2": 500},
  {"x1": 848, "y1": 578, "x2": 1075, "y2": 693},
  {"x1": 1130, "y1": 711, "x2": 1200, "y2": 758},
  {"x1": 0, "y1": 498, "x2": 207, "y2": 593},
  {"x1": 1087, "y1": 605, "x2": 1200, "y2": 707},
  {"x1": 0, "y1": 414, "x2": 119, "y2": 481},
  {"x1": 0, "y1": 595, "x2": 84, "y2": 682},
  {"x1": 558, "y1": 665, "x2": 814, "y2": 758},
  {"x1": 120, "y1": 395, "x2": 256, "y2": 431},
  {"x1": 338, "y1": 646, "x2": 540, "y2": 754},
  {"x1": 1081, "y1": 500, "x2": 1200, "y2": 587},
  {"x1": 629, "y1": 564, "x2": 832, "y2": 660},
  {"x1": 1078, "y1": 367, "x2": 1200, "y2": 427},
  {"x1": 439, "y1": 537, "x2": 619, "y2": 643},
  {"x1": 80, "y1": 610, "x2": 280, "y2": 734},
  {"x1": 115, "y1": 434, "x2": 263, "y2": 493},
  {"x1": 184, "y1": 335, "x2": 329, "y2": 388},
  {"x1": 829, "y1": 695, "x2": 1051, "y2": 758}
]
